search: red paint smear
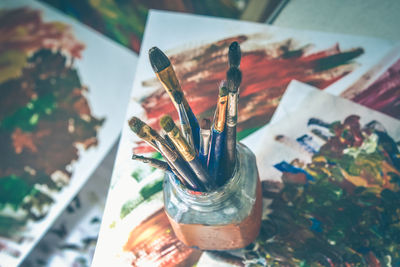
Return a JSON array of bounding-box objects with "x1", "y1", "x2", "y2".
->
[
  {"x1": 134, "y1": 36, "x2": 362, "y2": 153},
  {"x1": 351, "y1": 58, "x2": 400, "y2": 119},
  {"x1": 0, "y1": 8, "x2": 85, "y2": 58}
]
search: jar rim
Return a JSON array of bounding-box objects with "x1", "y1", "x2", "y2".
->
[{"x1": 166, "y1": 144, "x2": 244, "y2": 205}]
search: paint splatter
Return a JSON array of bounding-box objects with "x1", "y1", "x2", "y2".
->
[
  {"x1": 0, "y1": 7, "x2": 85, "y2": 83},
  {"x1": 247, "y1": 115, "x2": 400, "y2": 265},
  {"x1": 0, "y1": 8, "x2": 103, "y2": 237},
  {"x1": 123, "y1": 208, "x2": 201, "y2": 267}
]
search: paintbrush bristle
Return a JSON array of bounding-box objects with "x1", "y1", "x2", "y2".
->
[
  {"x1": 219, "y1": 81, "x2": 229, "y2": 97},
  {"x1": 228, "y1": 41, "x2": 241, "y2": 68},
  {"x1": 226, "y1": 67, "x2": 242, "y2": 93},
  {"x1": 149, "y1": 47, "x2": 170, "y2": 73},
  {"x1": 128, "y1": 117, "x2": 145, "y2": 135},
  {"x1": 160, "y1": 115, "x2": 176, "y2": 133},
  {"x1": 173, "y1": 91, "x2": 183, "y2": 104},
  {"x1": 200, "y1": 118, "x2": 211, "y2": 130}
]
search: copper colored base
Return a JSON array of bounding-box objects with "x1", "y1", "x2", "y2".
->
[{"x1": 166, "y1": 177, "x2": 262, "y2": 251}]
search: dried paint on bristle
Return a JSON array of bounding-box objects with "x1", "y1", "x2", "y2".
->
[
  {"x1": 219, "y1": 83, "x2": 229, "y2": 97},
  {"x1": 200, "y1": 118, "x2": 211, "y2": 130},
  {"x1": 160, "y1": 115, "x2": 175, "y2": 132},
  {"x1": 148, "y1": 46, "x2": 170, "y2": 73},
  {"x1": 226, "y1": 67, "x2": 242, "y2": 93},
  {"x1": 128, "y1": 117, "x2": 145, "y2": 134},
  {"x1": 173, "y1": 91, "x2": 183, "y2": 104},
  {"x1": 228, "y1": 41, "x2": 241, "y2": 67}
]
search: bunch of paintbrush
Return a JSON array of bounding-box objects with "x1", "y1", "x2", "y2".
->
[
  {"x1": 208, "y1": 42, "x2": 242, "y2": 186},
  {"x1": 129, "y1": 42, "x2": 242, "y2": 192}
]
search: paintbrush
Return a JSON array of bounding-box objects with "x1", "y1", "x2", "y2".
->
[
  {"x1": 160, "y1": 115, "x2": 214, "y2": 190},
  {"x1": 226, "y1": 66, "x2": 242, "y2": 93},
  {"x1": 173, "y1": 91, "x2": 195, "y2": 150},
  {"x1": 199, "y1": 118, "x2": 211, "y2": 167},
  {"x1": 128, "y1": 117, "x2": 160, "y2": 152},
  {"x1": 228, "y1": 41, "x2": 241, "y2": 68},
  {"x1": 163, "y1": 133, "x2": 176, "y2": 151},
  {"x1": 132, "y1": 154, "x2": 170, "y2": 172},
  {"x1": 223, "y1": 67, "x2": 242, "y2": 182},
  {"x1": 128, "y1": 116, "x2": 205, "y2": 191},
  {"x1": 208, "y1": 82, "x2": 229, "y2": 186},
  {"x1": 132, "y1": 153, "x2": 190, "y2": 188},
  {"x1": 160, "y1": 132, "x2": 196, "y2": 188},
  {"x1": 149, "y1": 47, "x2": 200, "y2": 151}
]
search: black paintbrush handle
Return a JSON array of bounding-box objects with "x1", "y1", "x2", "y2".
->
[
  {"x1": 188, "y1": 157, "x2": 214, "y2": 191},
  {"x1": 224, "y1": 125, "x2": 236, "y2": 182},
  {"x1": 171, "y1": 156, "x2": 206, "y2": 192}
]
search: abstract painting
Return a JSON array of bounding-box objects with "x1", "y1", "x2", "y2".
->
[
  {"x1": 0, "y1": 0, "x2": 137, "y2": 265},
  {"x1": 251, "y1": 81, "x2": 400, "y2": 266},
  {"x1": 138, "y1": 35, "x2": 365, "y2": 149},
  {"x1": 93, "y1": 11, "x2": 394, "y2": 266},
  {"x1": 41, "y1": 0, "x2": 251, "y2": 53}
]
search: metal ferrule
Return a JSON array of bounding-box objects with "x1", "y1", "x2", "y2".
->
[
  {"x1": 139, "y1": 125, "x2": 160, "y2": 151},
  {"x1": 156, "y1": 66, "x2": 182, "y2": 96},
  {"x1": 178, "y1": 103, "x2": 195, "y2": 149},
  {"x1": 214, "y1": 95, "x2": 228, "y2": 132},
  {"x1": 141, "y1": 125, "x2": 178, "y2": 161},
  {"x1": 199, "y1": 129, "x2": 211, "y2": 156},
  {"x1": 156, "y1": 67, "x2": 192, "y2": 116},
  {"x1": 168, "y1": 126, "x2": 195, "y2": 162},
  {"x1": 226, "y1": 93, "x2": 238, "y2": 127}
]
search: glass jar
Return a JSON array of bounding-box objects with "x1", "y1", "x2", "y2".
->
[{"x1": 163, "y1": 143, "x2": 262, "y2": 250}]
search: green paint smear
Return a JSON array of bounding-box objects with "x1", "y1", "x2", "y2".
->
[
  {"x1": 139, "y1": 178, "x2": 163, "y2": 199},
  {"x1": 237, "y1": 126, "x2": 263, "y2": 140},
  {"x1": 0, "y1": 93, "x2": 56, "y2": 132},
  {"x1": 120, "y1": 196, "x2": 143, "y2": 219},
  {"x1": 120, "y1": 178, "x2": 163, "y2": 219},
  {"x1": 131, "y1": 168, "x2": 144, "y2": 182},
  {"x1": 0, "y1": 175, "x2": 33, "y2": 210}
]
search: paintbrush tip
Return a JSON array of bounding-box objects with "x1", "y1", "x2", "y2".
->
[
  {"x1": 128, "y1": 116, "x2": 145, "y2": 135},
  {"x1": 160, "y1": 115, "x2": 175, "y2": 133},
  {"x1": 200, "y1": 118, "x2": 211, "y2": 130},
  {"x1": 219, "y1": 81, "x2": 229, "y2": 97},
  {"x1": 149, "y1": 46, "x2": 170, "y2": 73},
  {"x1": 228, "y1": 41, "x2": 241, "y2": 68},
  {"x1": 226, "y1": 67, "x2": 242, "y2": 93}
]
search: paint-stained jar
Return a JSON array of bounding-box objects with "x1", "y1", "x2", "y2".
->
[{"x1": 163, "y1": 143, "x2": 262, "y2": 250}]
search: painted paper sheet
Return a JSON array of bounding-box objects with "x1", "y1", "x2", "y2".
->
[
  {"x1": 93, "y1": 10, "x2": 394, "y2": 266},
  {"x1": 0, "y1": 0, "x2": 137, "y2": 265},
  {"x1": 331, "y1": 45, "x2": 400, "y2": 119},
  {"x1": 248, "y1": 81, "x2": 400, "y2": 265},
  {"x1": 21, "y1": 146, "x2": 116, "y2": 267},
  {"x1": 40, "y1": 0, "x2": 251, "y2": 53}
]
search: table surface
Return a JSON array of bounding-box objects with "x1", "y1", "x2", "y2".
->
[{"x1": 273, "y1": 0, "x2": 400, "y2": 41}]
